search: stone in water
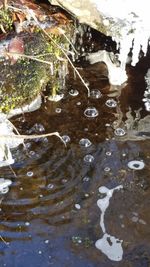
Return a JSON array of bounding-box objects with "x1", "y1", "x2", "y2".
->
[{"x1": 84, "y1": 107, "x2": 99, "y2": 118}]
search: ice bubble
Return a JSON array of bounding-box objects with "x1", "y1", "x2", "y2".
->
[
  {"x1": 114, "y1": 128, "x2": 126, "y2": 136},
  {"x1": 83, "y1": 154, "x2": 94, "y2": 163},
  {"x1": 55, "y1": 108, "x2": 62, "y2": 113},
  {"x1": 104, "y1": 167, "x2": 111, "y2": 172},
  {"x1": 84, "y1": 107, "x2": 99, "y2": 118},
  {"x1": 29, "y1": 151, "x2": 36, "y2": 156},
  {"x1": 47, "y1": 183, "x2": 54, "y2": 189},
  {"x1": 25, "y1": 222, "x2": 30, "y2": 226},
  {"x1": 61, "y1": 135, "x2": 71, "y2": 143},
  {"x1": 127, "y1": 160, "x2": 145, "y2": 170},
  {"x1": 75, "y1": 204, "x2": 81, "y2": 210},
  {"x1": 27, "y1": 171, "x2": 33, "y2": 177},
  {"x1": 0, "y1": 178, "x2": 12, "y2": 194},
  {"x1": 33, "y1": 123, "x2": 45, "y2": 132},
  {"x1": 90, "y1": 89, "x2": 102, "y2": 99},
  {"x1": 106, "y1": 151, "x2": 112, "y2": 156},
  {"x1": 69, "y1": 89, "x2": 79, "y2": 96},
  {"x1": 79, "y1": 138, "x2": 92, "y2": 147},
  {"x1": 82, "y1": 176, "x2": 90, "y2": 182},
  {"x1": 76, "y1": 101, "x2": 81, "y2": 106},
  {"x1": 105, "y1": 99, "x2": 117, "y2": 108}
]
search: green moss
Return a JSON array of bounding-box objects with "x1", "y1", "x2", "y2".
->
[
  {"x1": 0, "y1": 31, "x2": 71, "y2": 113},
  {"x1": 0, "y1": 8, "x2": 12, "y2": 32}
]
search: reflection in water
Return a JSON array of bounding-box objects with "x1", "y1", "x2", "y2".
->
[
  {"x1": 95, "y1": 185, "x2": 123, "y2": 261},
  {"x1": 0, "y1": 24, "x2": 150, "y2": 267}
]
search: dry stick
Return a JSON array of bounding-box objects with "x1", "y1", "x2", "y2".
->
[
  {"x1": 5, "y1": 52, "x2": 55, "y2": 67},
  {"x1": 3, "y1": 0, "x2": 7, "y2": 9}
]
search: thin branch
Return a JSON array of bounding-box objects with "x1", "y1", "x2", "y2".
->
[{"x1": 0, "y1": 132, "x2": 66, "y2": 146}]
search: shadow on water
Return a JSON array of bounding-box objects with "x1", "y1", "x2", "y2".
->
[{"x1": 0, "y1": 20, "x2": 150, "y2": 267}]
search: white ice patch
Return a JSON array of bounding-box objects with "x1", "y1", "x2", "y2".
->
[
  {"x1": 88, "y1": 0, "x2": 150, "y2": 85},
  {"x1": 86, "y1": 50, "x2": 127, "y2": 86},
  {"x1": 0, "y1": 120, "x2": 24, "y2": 167},
  {"x1": 0, "y1": 178, "x2": 12, "y2": 194},
  {"x1": 96, "y1": 185, "x2": 123, "y2": 261}
]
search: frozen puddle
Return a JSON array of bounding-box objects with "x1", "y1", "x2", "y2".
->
[{"x1": 95, "y1": 185, "x2": 123, "y2": 261}]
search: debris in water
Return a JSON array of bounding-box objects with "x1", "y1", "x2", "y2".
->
[
  {"x1": 0, "y1": 178, "x2": 12, "y2": 194},
  {"x1": 105, "y1": 99, "x2": 117, "y2": 108},
  {"x1": 79, "y1": 138, "x2": 92, "y2": 147},
  {"x1": 83, "y1": 154, "x2": 94, "y2": 163},
  {"x1": 84, "y1": 107, "x2": 99, "y2": 118},
  {"x1": 127, "y1": 160, "x2": 145, "y2": 170}
]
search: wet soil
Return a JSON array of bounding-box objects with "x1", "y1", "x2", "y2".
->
[{"x1": 0, "y1": 9, "x2": 150, "y2": 267}]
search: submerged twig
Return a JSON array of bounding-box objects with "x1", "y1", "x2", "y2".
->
[
  {"x1": 0, "y1": 132, "x2": 66, "y2": 146},
  {"x1": 0, "y1": 235, "x2": 9, "y2": 246}
]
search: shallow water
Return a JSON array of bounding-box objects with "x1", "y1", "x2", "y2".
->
[{"x1": 0, "y1": 26, "x2": 150, "y2": 267}]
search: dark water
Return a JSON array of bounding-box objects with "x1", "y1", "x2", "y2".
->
[{"x1": 0, "y1": 21, "x2": 150, "y2": 267}]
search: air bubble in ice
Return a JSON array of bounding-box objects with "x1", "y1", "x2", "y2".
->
[
  {"x1": 127, "y1": 160, "x2": 145, "y2": 170},
  {"x1": 33, "y1": 123, "x2": 45, "y2": 132},
  {"x1": 79, "y1": 138, "x2": 92, "y2": 147},
  {"x1": 27, "y1": 171, "x2": 33, "y2": 177},
  {"x1": 29, "y1": 151, "x2": 36, "y2": 156},
  {"x1": 84, "y1": 107, "x2": 99, "y2": 118},
  {"x1": 55, "y1": 108, "x2": 62, "y2": 113},
  {"x1": 61, "y1": 135, "x2": 71, "y2": 143},
  {"x1": 69, "y1": 89, "x2": 79, "y2": 96},
  {"x1": 47, "y1": 183, "x2": 54, "y2": 189},
  {"x1": 106, "y1": 151, "x2": 112, "y2": 156},
  {"x1": 90, "y1": 89, "x2": 102, "y2": 99},
  {"x1": 105, "y1": 99, "x2": 117, "y2": 108},
  {"x1": 83, "y1": 176, "x2": 90, "y2": 182},
  {"x1": 83, "y1": 154, "x2": 94, "y2": 163},
  {"x1": 114, "y1": 128, "x2": 126, "y2": 136},
  {"x1": 75, "y1": 204, "x2": 81, "y2": 210},
  {"x1": 104, "y1": 167, "x2": 111, "y2": 172}
]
